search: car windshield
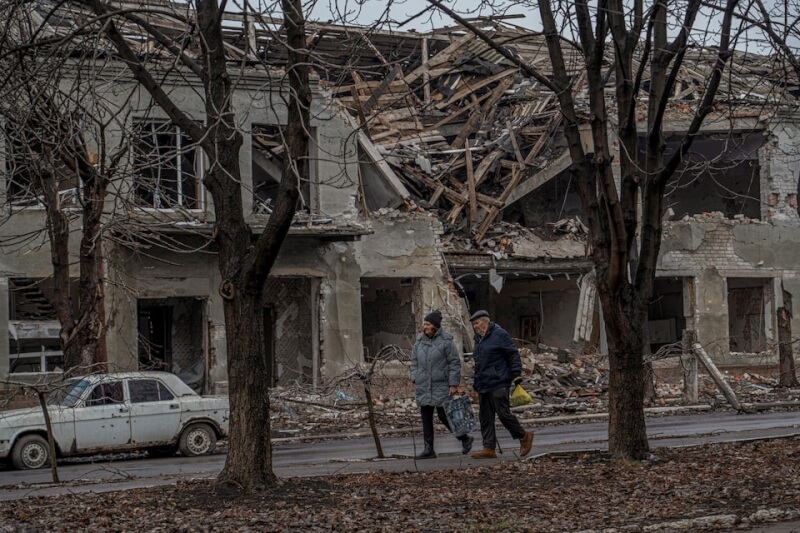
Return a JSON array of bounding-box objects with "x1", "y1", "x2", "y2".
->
[{"x1": 47, "y1": 379, "x2": 90, "y2": 407}]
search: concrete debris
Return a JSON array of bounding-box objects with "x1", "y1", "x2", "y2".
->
[
  {"x1": 672, "y1": 211, "x2": 767, "y2": 224},
  {"x1": 258, "y1": 347, "x2": 800, "y2": 438},
  {"x1": 549, "y1": 217, "x2": 588, "y2": 235},
  {"x1": 444, "y1": 220, "x2": 588, "y2": 258}
]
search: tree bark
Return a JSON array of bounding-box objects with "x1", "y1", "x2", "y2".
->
[
  {"x1": 777, "y1": 290, "x2": 798, "y2": 387},
  {"x1": 600, "y1": 288, "x2": 650, "y2": 459}
]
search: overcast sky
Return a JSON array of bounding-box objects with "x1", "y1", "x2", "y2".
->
[
  {"x1": 303, "y1": 0, "x2": 798, "y2": 53},
  {"x1": 309, "y1": 0, "x2": 541, "y2": 31}
]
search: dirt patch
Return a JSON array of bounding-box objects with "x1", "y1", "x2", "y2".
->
[{"x1": 2, "y1": 437, "x2": 799, "y2": 532}]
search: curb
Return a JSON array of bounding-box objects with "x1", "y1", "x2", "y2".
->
[{"x1": 574, "y1": 508, "x2": 800, "y2": 532}]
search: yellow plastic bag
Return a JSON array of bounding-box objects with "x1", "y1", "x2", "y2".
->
[{"x1": 510, "y1": 384, "x2": 533, "y2": 407}]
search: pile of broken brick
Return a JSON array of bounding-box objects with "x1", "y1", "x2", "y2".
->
[{"x1": 269, "y1": 347, "x2": 800, "y2": 439}]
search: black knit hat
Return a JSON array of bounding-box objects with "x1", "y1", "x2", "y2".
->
[{"x1": 424, "y1": 310, "x2": 442, "y2": 329}]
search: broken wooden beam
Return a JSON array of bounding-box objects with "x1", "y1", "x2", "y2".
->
[
  {"x1": 692, "y1": 342, "x2": 745, "y2": 412},
  {"x1": 474, "y1": 166, "x2": 523, "y2": 242},
  {"x1": 465, "y1": 143, "x2": 477, "y2": 223}
]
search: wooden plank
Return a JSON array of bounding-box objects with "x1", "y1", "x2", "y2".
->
[
  {"x1": 403, "y1": 166, "x2": 466, "y2": 206},
  {"x1": 337, "y1": 111, "x2": 410, "y2": 201},
  {"x1": 447, "y1": 203, "x2": 465, "y2": 224},
  {"x1": 504, "y1": 149, "x2": 571, "y2": 207},
  {"x1": 370, "y1": 129, "x2": 403, "y2": 142},
  {"x1": 506, "y1": 120, "x2": 527, "y2": 170},
  {"x1": 435, "y1": 68, "x2": 516, "y2": 110},
  {"x1": 363, "y1": 64, "x2": 404, "y2": 114},
  {"x1": 422, "y1": 36, "x2": 431, "y2": 106},
  {"x1": 450, "y1": 103, "x2": 482, "y2": 149},
  {"x1": 432, "y1": 89, "x2": 494, "y2": 129},
  {"x1": 474, "y1": 166, "x2": 524, "y2": 242},
  {"x1": 481, "y1": 77, "x2": 514, "y2": 117},
  {"x1": 473, "y1": 148, "x2": 503, "y2": 186},
  {"x1": 429, "y1": 185, "x2": 445, "y2": 205},
  {"x1": 465, "y1": 143, "x2": 477, "y2": 222},
  {"x1": 405, "y1": 33, "x2": 476, "y2": 84},
  {"x1": 524, "y1": 117, "x2": 560, "y2": 164}
]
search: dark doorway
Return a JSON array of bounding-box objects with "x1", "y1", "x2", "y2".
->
[
  {"x1": 727, "y1": 278, "x2": 770, "y2": 353},
  {"x1": 137, "y1": 298, "x2": 206, "y2": 391},
  {"x1": 138, "y1": 305, "x2": 172, "y2": 370},
  {"x1": 360, "y1": 277, "x2": 418, "y2": 360},
  {"x1": 648, "y1": 277, "x2": 686, "y2": 353}
]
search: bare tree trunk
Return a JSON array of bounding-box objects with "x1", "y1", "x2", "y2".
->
[
  {"x1": 362, "y1": 377, "x2": 385, "y2": 459},
  {"x1": 777, "y1": 292, "x2": 798, "y2": 387},
  {"x1": 36, "y1": 390, "x2": 60, "y2": 483},
  {"x1": 601, "y1": 290, "x2": 649, "y2": 459},
  {"x1": 20, "y1": 89, "x2": 110, "y2": 375},
  {"x1": 217, "y1": 291, "x2": 276, "y2": 489}
]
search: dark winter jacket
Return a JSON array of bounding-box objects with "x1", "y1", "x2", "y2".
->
[
  {"x1": 410, "y1": 328, "x2": 461, "y2": 406},
  {"x1": 472, "y1": 322, "x2": 522, "y2": 394}
]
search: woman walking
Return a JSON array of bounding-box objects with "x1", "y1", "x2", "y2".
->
[{"x1": 410, "y1": 310, "x2": 474, "y2": 459}]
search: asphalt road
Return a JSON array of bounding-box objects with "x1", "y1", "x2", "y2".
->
[{"x1": 1, "y1": 409, "x2": 798, "y2": 501}]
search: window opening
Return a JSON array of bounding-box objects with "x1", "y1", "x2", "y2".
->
[
  {"x1": 133, "y1": 121, "x2": 201, "y2": 209},
  {"x1": 86, "y1": 381, "x2": 124, "y2": 406}
]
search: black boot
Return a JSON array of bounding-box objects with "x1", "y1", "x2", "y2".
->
[
  {"x1": 460, "y1": 435, "x2": 474, "y2": 455},
  {"x1": 415, "y1": 444, "x2": 436, "y2": 459}
]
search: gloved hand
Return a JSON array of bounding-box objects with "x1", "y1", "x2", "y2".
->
[{"x1": 512, "y1": 376, "x2": 523, "y2": 387}]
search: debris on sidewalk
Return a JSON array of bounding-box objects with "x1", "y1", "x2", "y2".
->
[{"x1": 261, "y1": 344, "x2": 800, "y2": 440}]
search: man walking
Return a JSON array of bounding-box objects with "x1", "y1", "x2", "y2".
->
[{"x1": 468, "y1": 310, "x2": 533, "y2": 459}]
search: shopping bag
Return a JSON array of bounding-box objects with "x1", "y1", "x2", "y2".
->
[
  {"x1": 510, "y1": 384, "x2": 533, "y2": 407},
  {"x1": 443, "y1": 395, "x2": 477, "y2": 438}
]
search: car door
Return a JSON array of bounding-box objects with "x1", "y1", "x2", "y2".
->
[
  {"x1": 127, "y1": 378, "x2": 181, "y2": 446},
  {"x1": 73, "y1": 379, "x2": 131, "y2": 452},
  {"x1": 45, "y1": 378, "x2": 89, "y2": 453}
]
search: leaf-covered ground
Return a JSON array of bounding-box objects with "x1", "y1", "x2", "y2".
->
[{"x1": 2, "y1": 437, "x2": 799, "y2": 532}]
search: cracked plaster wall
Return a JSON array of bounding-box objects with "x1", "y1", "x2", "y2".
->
[
  {"x1": 660, "y1": 217, "x2": 800, "y2": 364},
  {"x1": 761, "y1": 121, "x2": 800, "y2": 222},
  {"x1": 354, "y1": 215, "x2": 466, "y2": 350}
]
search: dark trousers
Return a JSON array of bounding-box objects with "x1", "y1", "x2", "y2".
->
[
  {"x1": 478, "y1": 387, "x2": 525, "y2": 449},
  {"x1": 420, "y1": 405, "x2": 468, "y2": 447}
]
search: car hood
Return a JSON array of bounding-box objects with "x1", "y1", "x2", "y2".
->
[{"x1": 0, "y1": 406, "x2": 47, "y2": 431}]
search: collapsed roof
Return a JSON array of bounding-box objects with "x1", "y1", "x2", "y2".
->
[{"x1": 8, "y1": 2, "x2": 800, "y2": 258}]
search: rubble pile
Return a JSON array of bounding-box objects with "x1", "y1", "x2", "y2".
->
[
  {"x1": 318, "y1": 21, "x2": 585, "y2": 244},
  {"x1": 265, "y1": 349, "x2": 800, "y2": 439},
  {"x1": 513, "y1": 347, "x2": 610, "y2": 415}
]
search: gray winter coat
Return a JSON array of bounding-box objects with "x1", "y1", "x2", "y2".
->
[{"x1": 410, "y1": 328, "x2": 461, "y2": 407}]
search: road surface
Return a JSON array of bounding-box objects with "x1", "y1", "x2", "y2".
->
[{"x1": 0, "y1": 409, "x2": 798, "y2": 501}]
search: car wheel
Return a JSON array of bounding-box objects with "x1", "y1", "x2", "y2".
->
[
  {"x1": 178, "y1": 423, "x2": 217, "y2": 456},
  {"x1": 11, "y1": 434, "x2": 50, "y2": 470}
]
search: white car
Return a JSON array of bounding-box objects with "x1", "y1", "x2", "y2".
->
[{"x1": 0, "y1": 371, "x2": 229, "y2": 470}]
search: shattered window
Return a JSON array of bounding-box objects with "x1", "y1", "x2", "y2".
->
[
  {"x1": 85, "y1": 381, "x2": 124, "y2": 406},
  {"x1": 251, "y1": 125, "x2": 313, "y2": 214},
  {"x1": 48, "y1": 379, "x2": 89, "y2": 407},
  {"x1": 3, "y1": 120, "x2": 81, "y2": 208},
  {"x1": 129, "y1": 379, "x2": 175, "y2": 403},
  {"x1": 646, "y1": 133, "x2": 763, "y2": 219},
  {"x1": 133, "y1": 122, "x2": 201, "y2": 210}
]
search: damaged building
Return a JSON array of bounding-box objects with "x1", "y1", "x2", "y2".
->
[{"x1": 1, "y1": 7, "x2": 799, "y2": 392}]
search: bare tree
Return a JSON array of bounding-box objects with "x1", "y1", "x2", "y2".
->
[
  {"x1": 79, "y1": 0, "x2": 309, "y2": 489},
  {"x1": 428, "y1": 0, "x2": 755, "y2": 460},
  {"x1": 1, "y1": 0, "x2": 312, "y2": 489},
  {"x1": 0, "y1": 9, "x2": 136, "y2": 373}
]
